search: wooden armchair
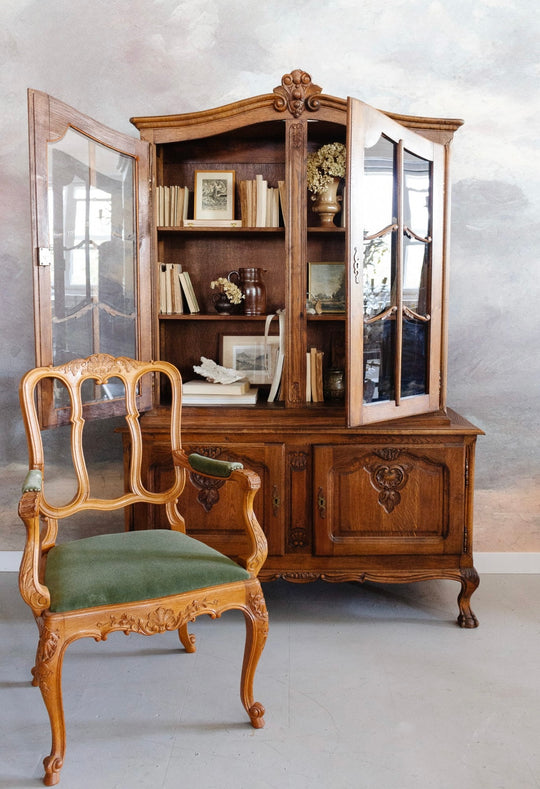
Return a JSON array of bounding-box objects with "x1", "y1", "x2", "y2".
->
[{"x1": 17, "y1": 354, "x2": 268, "y2": 786}]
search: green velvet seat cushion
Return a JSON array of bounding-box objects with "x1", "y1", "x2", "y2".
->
[{"x1": 45, "y1": 529, "x2": 250, "y2": 613}]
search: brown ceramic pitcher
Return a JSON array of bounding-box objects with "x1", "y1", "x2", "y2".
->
[{"x1": 228, "y1": 267, "x2": 267, "y2": 315}]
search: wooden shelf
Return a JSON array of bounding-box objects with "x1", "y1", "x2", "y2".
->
[
  {"x1": 157, "y1": 225, "x2": 285, "y2": 233},
  {"x1": 159, "y1": 313, "x2": 273, "y2": 321}
]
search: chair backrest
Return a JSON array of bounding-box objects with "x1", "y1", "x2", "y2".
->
[{"x1": 19, "y1": 354, "x2": 185, "y2": 526}]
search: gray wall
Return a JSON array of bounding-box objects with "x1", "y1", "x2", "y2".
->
[{"x1": 1, "y1": 0, "x2": 539, "y2": 551}]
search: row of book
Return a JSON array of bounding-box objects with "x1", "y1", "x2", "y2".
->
[
  {"x1": 156, "y1": 176, "x2": 286, "y2": 228},
  {"x1": 159, "y1": 263, "x2": 200, "y2": 314},
  {"x1": 238, "y1": 175, "x2": 285, "y2": 228},
  {"x1": 156, "y1": 186, "x2": 189, "y2": 227}
]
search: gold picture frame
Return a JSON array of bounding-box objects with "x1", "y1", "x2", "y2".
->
[{"x1": 308, "y1": 261, "x2": 346, "y2": 313}]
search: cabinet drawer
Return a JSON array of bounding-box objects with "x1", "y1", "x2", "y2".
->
[{"x1": 313, "y1": 443, "x2": 466, "y2": 556}]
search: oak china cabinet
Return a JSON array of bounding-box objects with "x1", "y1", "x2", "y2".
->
[{"x1": 28, "y1": 70, "x2": 482, "y2": 626}]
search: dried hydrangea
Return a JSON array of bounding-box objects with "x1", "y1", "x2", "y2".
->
[
  {"x1": 307, "y1": 142, "x2": 346, "y2": 195},
  {"x1": 210, "y1": 277, "x2": 245, "y2": 304}
]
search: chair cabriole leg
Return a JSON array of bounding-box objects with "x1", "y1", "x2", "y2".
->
[
  {"x1": 34, "y1": 623, "x2": 67, "y2": 786},
  {"x1": 240, "y1": 583, "x2": 268, "y2": 729}
]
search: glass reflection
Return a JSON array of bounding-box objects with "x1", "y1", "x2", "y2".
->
[
  {"x1": 401, "y1": 149, "x2": 431, "y2": 398},
  {"x1": 403, "y1": 149, "x2": 430, "y2": 314},
  {"x1": 362, "y1": 135, "x2": 396, "y2": 404},
  {"x1": 48, "y1": 128, "x2": 137, "y2": 406}
]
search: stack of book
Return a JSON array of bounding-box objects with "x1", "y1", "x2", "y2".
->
[
  {"x1": 181, "y1": 378, "x2": 258, "y2": 405},
  {"x1": 156, "y1": 185, "x2": 189, "y2": 227},
  {"x1": 159, "y1": 264, "x2": 200, "y2": 314},
  {"x1": 239, "y1": 175, "x2": 285, "y2": 227}
]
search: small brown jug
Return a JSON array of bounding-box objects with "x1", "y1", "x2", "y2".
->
[{"x1": 228, "y1": 267, "x2": 267, "y2": 315}]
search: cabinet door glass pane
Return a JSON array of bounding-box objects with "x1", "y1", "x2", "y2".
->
[
  {"x1": 401, "y1": 149, "x2": 431, "y2": 398},
  {"x1": 48, "y1": 128, "x2": 137, "y2": 406},
  {"x1": 362, "y1": 134, "x2": 396, "y2": 404}
]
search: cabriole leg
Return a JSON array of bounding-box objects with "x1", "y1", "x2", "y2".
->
[
  {"x1": 34, "y1": 625, "x2": 67, "y2": 786},
  {"x1": 457, "y1": 567, "x2": 480, "y2": 628},
  {"x1": 178, "y1": 622, "x2": 196, "y2": 652},
  {"x1": 240, "y1": 585, "x2": 268, "y2": 729}
]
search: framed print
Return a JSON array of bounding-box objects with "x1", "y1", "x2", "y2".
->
[
  {"x1": 194, "y1": 170, "x2": 235, "y2": 221},
  {"x1": 308, "y1": 261, "x2": 346, "y2": 313},
  {"x1": 221, "y1": 335, "x2": 280, "y2": 385}
]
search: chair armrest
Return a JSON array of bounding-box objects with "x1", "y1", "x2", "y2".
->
[
  {"x1": 22, "y1": 468, "x2": 42, "y2": 493},
  {"x1": 173, "y1": 449, "x2": 268, "y2": 576},
  {"x1": 187, "y1": 452, "x2": 244, "y2": 478}
]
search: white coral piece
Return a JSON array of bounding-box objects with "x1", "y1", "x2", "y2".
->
[{"x1": 193, "y1": 357, "x2": 247, "y2": 384}]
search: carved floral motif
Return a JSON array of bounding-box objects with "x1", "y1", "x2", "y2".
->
[
  {"x1": 273, "y1": 70, "x2": 322, "y2": 117},
  {"x1": 290, "y1": 122, "x2": 304, "y2": 150},
  {"x1": 289, "y1": 451, "x2": 308, "y2": 472},
  {"x1": 96, "y1": 599, "x2": 219, "y2": 638},
  {"x1": 59, "y1": 353, "x2": 142, "y2": 384},
  {"x1": 288, "y1": 526, "x2": 308, "y2": 549},
  {"x1": 33, "y1": 626, "x2": 60, "y2": 692},
  {"x1": 364, "y1": 450, "x2": 413, "y2": 513}
]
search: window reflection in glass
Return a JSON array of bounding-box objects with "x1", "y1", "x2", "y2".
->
[
  {"x1": 47, "y1": 128, "x2": 137, "y2": 406},
  {"x1": 401, "y1": 149, "x2": 431, "y2": 398},
  {"x1": 362, "y1": 135, "x2": 396, "y2": 404}
]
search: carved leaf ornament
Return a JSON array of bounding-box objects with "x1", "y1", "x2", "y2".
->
[
  {"x1": 273, "y1": 70, "x2": 322, "y2": 117},
  {"x1": 365, "y1": 449, "x2": 413, "y2": 514}
]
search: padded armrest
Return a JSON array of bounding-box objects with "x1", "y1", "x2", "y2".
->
[
  {"x1": 188, "y1": 452, "x2": 243, "y2": 478},
  {"x1": 22, "y1": 469, "x2": 42, "y2": 493}
]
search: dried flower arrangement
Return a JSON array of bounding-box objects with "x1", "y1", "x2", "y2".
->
[
  {"x1": 306, "y1": 142, "x2": 346, "y2": 195},
  {"x1": 210, "y1": 277, "x2": 245, "y2": 304}
]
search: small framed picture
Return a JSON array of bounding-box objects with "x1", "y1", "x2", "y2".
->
[
  {"x1": 308, "y1": 261, "x2": 346, "y2": 313},
  {"x1": 194, "y1": 170, "x2": 235, "y2": 221},
  {"x1": 221, "y1": 335, "x2": 280, "y2": 385}
]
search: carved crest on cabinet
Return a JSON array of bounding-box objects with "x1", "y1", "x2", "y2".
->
[
  {"x1": 364, "y1": 450, "x2": 413, "y2": 514},
  {"x1": 273, "y1": 70, "x2": 322, "y2": 117}
]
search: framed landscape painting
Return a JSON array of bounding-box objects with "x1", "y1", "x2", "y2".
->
[{"x1": 221, "y1": 335, "x2": 280, "y2": 384}]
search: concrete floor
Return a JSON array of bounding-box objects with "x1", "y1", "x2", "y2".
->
[{"x1": 2, "y1": 571, "x2": 540, "y2": 788}]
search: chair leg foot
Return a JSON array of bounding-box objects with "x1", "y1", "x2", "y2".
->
[
  {"x1": 43, "y1": 755, "x2": 63, "y2": 786},
  {"x1": 248, "y1": 701, "x2": 266, "y2": 728},
  {"x1": 178, "y1": 622, "x2": 196, "y2": 652}
]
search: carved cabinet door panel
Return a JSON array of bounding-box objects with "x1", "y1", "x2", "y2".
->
[
  {"x1": 312, "y1": 442, "x2": 466, "y2": 556},
  {"x1": 130, "y1": 437, "x2": 286, "y2": 558}
]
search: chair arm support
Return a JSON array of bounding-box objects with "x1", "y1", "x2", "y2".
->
[
  {"x1": 173, "y1": 449, "x2": 268, "y2": 575},
  {"x1": 18, "y1": 476, "x2": 51, "y2": 615}
]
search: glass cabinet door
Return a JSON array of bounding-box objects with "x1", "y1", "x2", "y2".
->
[
  {"x1": 28, "y1": 90, "x2": 152, "y2": 427},
  {"x1": 346, "y1": 98, "x2": 444, "y2": 426}
]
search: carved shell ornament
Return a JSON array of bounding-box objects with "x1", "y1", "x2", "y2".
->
[{"x1": 273, "y1": 70, "x2": 322, "y2": 117}]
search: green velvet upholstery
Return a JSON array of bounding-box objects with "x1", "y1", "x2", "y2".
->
[
  {"x1": 22, "y1": 469, "x2": 42, "y2": 493},
  {"x1": 45, "y1": 529, "x2": 250, "y2": 613},
  {"x1": 188, "y1": 452, "x2": 243, "y2": 478}
]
